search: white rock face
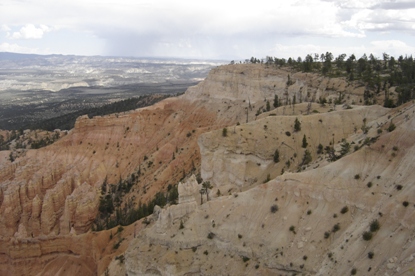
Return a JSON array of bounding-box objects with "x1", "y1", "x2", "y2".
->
[
  {"x1": 198, "y1": 104, "x2": 389, "y2": 190},
  {"x1": 178, "y1": 174, "x2": 199, "y2": 204},
  {"x1": 154, "y1": 175, "x2": 199, "y2": 234}
]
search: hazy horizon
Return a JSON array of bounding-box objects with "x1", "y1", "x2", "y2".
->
[{"x1": 1, "y1": 1, "x2": 415, "y2": 60}]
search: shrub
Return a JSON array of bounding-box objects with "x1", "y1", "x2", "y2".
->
[
  {"x1": 207, "y1": 232, "x2": 215, "y2": 239},
  {"x1": 222, "y1": 128, "x2": 228, "y2": 137},
  {"x1": 238, "y1": 234, "x2": 243, "y2": 239},
  {"x1": 113, "y1": 240, "x2": 122, "y2": 250},
  {"x1": 289, "y1": 226, "x2": 296, "y2": 234},
  {"x1": 332, "y1": 223, "x2": 340, "y2": 233},
  {"x1": 301, "y1": 149, "x2": 312, "y2": 166},
  {"x1": 307, "y1": 210, "x2": 312, "y2": 215},
  {"x1": 273, "y1": 149, "x2": 280, "y2": 163},
  {"x1": 242, "y1": 256, "x2": 250, "y2": 262},
  {"x1": 203, "y1": 250, "x2": 208, "y2": 255},
  {"x1": 396, "y1": 185, "x2": 403, "y2": 190},
  {"x1": 368, "y1": 251, "x2": 374, "y2": 259},
  {"x1": 270, "y1": 204, "x2": 279, "y2": 213},
  {"x1": 263, "y1": 174, "x2": 271, "y2": 183},
  {"x1": 351, "y1": 268, "x2": 357, "y2": 275},
  {"x1": 115, "y1": 254, "x2": 125, "y2": 264},
  {"x1": 317, "y1": 143, "x2": 324, "y2": 154},
  {"x1": 324, "y1": 231, "x2": 330, "y2": 239},
  {"x1": 367, "y1": 182, "x2": 373, "y2": 188},
  {"x1": 403, "y1": 201, "x2": 409, "y2": 207},
  {"x1": 294, "y1": 118, "x2": 301, "y2": 132},
  {"x1": 340, "y1": 206, "x2": 349, "y2": 214},
  {"x1": 387, "y1": 122, "x2": 396, "y2": 132},
  {"x1": 303, "y1": 255, "x2": 308, "y2": 261},
  {"x1": 285, "y1": 131, "x2": 291, "y2": 136},
  {"x1": 179, "y1": 220, "x2": 184, "y2": 229},
  {"x1": 363, "y1": 231, "x2": 373, "y2": 241},
  {"x1": 370, "y1": 220, "x2": 380, "y2": 232},
  {"x1": 354, "y1": 174, "x2": 360, "y2": 180}
]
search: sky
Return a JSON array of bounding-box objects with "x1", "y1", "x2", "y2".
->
[{"x1": 0, "y1": 0, "x2": 415, "y2": 60}]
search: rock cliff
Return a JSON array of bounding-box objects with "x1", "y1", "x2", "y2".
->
[
  {"x1": 0, "y1": 63, "x2": 408, "y2": 275},
  {"x1": 125, "y1": 101, "x2": 415, "y2": 276}
]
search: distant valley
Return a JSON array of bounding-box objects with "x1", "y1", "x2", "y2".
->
[{"x1": 0, "y1": 52, "x2": 224, "y2": 130}]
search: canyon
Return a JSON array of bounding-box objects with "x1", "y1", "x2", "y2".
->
[{"x1": 0, "y1": 63, "x2": 413, "y2": 275}]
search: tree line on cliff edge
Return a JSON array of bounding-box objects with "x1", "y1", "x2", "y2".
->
[{"x1": 245, "y1": 52, "x2": 415, "y2": 108}]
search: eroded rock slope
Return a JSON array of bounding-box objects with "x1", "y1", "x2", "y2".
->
[{"x1": 0, "y1": 63, "x2": 404, "y2": 275}]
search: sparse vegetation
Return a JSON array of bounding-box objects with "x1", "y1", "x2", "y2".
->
[
  {"x1": 242, "y1": 256, "x2": 250, "y2": 262},
  {"x1": 363, "y1": 231, "x2": 373, "y2": 241},
  {"x1": 387, "y1": 122, "x2": 396, "y2": 132},
  {"x1": 370, "y1": 220, "x2": 380, "y2": 232},
  {"x1": 332, "y1": 223, "x2": 340, "y2": 233},
  {"x1": 115, "y1": 254, "x2": 125, "y2": 263},
  {"x1": 94, "y1": 175, "x2": 178, "y2": 231},
  {"x1": 273, "y1": 149, "x2": 280, "y2": 163},
  {"x1": 301, "y1": 149, "x2": 312, "y2": 166},
  {"x1": 302, "y1": 135, "x2": 308, "y2": 148},
  {"x1": 294, "y1": 118, "x2": 301, "y2": 132},
  {"x1": 317, "y1": 143, "x2": 324, "y2": 154},
  {"x1": 340, "y1": 206, "x2": 349, "y2": 214}
]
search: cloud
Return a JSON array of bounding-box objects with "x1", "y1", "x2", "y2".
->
[
  {"x1": 1, "y1": 24, "x2": 11, "y2": 32},
  {"x1": 0, "y1": 0, "x2": 414, "y2": 59},
  {"x1": 8, "y1": 24, "x2": 51, "y2": 39},
  {"x1": 373, "y1": 0, "x2": 415, "y2": 10},
  {"x1": 0, "y1": 42, "x2": 44, "y2": 53},
  {"x1": 370, "y1": 40, "x2": 415, "y2": 57}
]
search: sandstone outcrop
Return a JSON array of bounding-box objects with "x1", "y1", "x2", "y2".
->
[
  {"x1": 0, "y1": 63, "x2": 408, "y2": 275},
  {"x1": 199, "y1": 104, "x2": 389, "y2": 189},
  {"x1": 153, "y1": 175, "x2": 199, "y2": 234},
  {"x1": 125, "y1": 101, "x2": 415, "y2": 276}
]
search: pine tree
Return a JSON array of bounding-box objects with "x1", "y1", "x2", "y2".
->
[
  {"x1": 294, "y1": 118, "x2": 301, "y2": 132},
  {"x1": 273, "y1": 149, "x2": 280, "y2": 163},
  {"x1": 273, "y1": 95, "x2": 279, "y2": 108},
  {"x1": 302, "y1": 135, "x2": 308, "y2": 148}
]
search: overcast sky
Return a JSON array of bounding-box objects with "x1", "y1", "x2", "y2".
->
[{"x1": 1, "y1": 0, "x2": 414, "y2": 60}]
